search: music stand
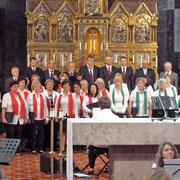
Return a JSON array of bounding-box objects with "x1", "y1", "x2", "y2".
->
[
  {"x1": 151, "y1": 96, "x2": 178, "y2": 120},
  {"x1": 164, "y1": 159, "x2": 180, "y2": 179},
  {"x1": 0, "y1": 138, "x2": 21, "y2": 165}
]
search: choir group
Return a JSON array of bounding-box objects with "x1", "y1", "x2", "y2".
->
[{"x1": 0, "y1": 55, "x2": 179, "y2": 153}]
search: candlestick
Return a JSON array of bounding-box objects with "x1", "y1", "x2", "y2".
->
[
  {"x1": 156, "y1": 55, "x2": 158, "y2": 68},
  {"x1": 70, "y1": 53, "x2": 72, "y2": 62},
  {"x1": 62, "y1": 54, "x2": 64, "y2": 67},
  {"x1": 106, "y1": 43, "x2": 108, "y2": 50},
  {"x1": 44, "y1": 54, "x2": 47, "y2": 67},
  {"x1": 101, "y1": 43, "x2": 103, "y2": 50},
  {"x1": 132, "y1": 55, "x2": 134, "y2": 64},
  {"x1": 115, "y1": 54, "x2": 118, "y2": 63},
  {"x1": 53, "y1": 53, "x2": 55, "y2": 61},
  {"x1": 85, "y1": 43, "x2": 87, "y2": 50}
]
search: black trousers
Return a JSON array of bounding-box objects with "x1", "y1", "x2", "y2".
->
[
  {"x1": 88, "y1": 145, "x2": 108, "y2": 169},
  {"x1": 30, "y1": 120, "x2": 45, "y2": 150},
  {"x1": 5, "y1": 122, "x2": 23, "y2": 139}
]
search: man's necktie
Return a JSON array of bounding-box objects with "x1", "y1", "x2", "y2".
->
[
  {"x1": 122, "y1": 68, "x2": 126, "y2": 78},
  {"x1": 89, "y1": 68, "x2": 94, "y2": 84},
  {"x1": 33, "y1": 68, "x2": 36, "y2": 72},
  {"x1": 50, "y1": 71, "x2": 53, "y2": 78},
  {"x1": 108, "y1": 67, "x2": 111, "y2": 76}
]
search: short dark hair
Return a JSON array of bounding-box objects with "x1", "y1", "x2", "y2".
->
[
  {"x1": 62, "y1": 79, "x2": 70, "y2": 87},
  {"x1": 9, "y1": 80, "x2": 18, "y2": 88},
  {"x1": 72, "y1": 81, "x2": 81, "y2": 90},
  {"x1": 88, "y1": 84, "x2": 99, "y2": 97},
  {"x1": 18, "y1": 77, "x2": 27, "y2": 85},
  {"x1": 30, "y1": 57, "x2": 37, "y2": 62},
  {"x1": 99, "y1": 96, "x2": 111, "y2": 109},
  {"x1": 120, "y1": 56, "x2": 127, "y2": 61},
  {"x1": 87, "y1": 55, "x2": 94, "y2": 60}
]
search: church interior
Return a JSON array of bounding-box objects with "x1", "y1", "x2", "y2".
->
[{"x1": 0, "y1": 0, "x2": 180, "y2": 179}]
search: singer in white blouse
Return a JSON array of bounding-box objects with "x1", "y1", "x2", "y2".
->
[
  {"x1": 27, "y1": 80, "x2": 48, "y2": 154},
  {"x1": 109, "y1": 76, "x2": 129, "y2": 117},
  {"x1": 95, "y1": 78, "x2": 108, "y2": 97}
]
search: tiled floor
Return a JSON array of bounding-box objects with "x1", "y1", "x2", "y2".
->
[{"x1": 2, "y1": 151, "x2": 109, "y2": 180}]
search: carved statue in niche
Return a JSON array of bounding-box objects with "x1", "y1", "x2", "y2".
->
[
  {"x1": 135, "y1": 17, "x2": 150, "y2": 43},
  {"x1": 34, "y1": 16, "x2": 49, "y2": 42},
  {"x1": 85, "y1": 0, "x2": 101, "y2": 15},
  {"x1": 112, "y1": 17, "x2": 126, "y2": 43},
  {"x1": 58, "y1": 16, "x2": 73, "y2": 42}
]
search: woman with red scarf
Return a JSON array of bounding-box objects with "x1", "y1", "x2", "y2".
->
[
  {"x1": 95, "y1": 78, "x2": 108, "y2": 97},
  {"x1": 55, "y1": 80, "x2": 78, "y2": 151},
  {"x1": 2, "y1": 81, "x2": 28, "y2": 139},
  {"x1": 82, "y1": 84, "x2": 99, "y2": 118},
  {"x1": 73, "y1": 82, "x2": 84, "y2": 118},
  {"x1": 27, "y1": 80, "x2": 48, "y2": 154}
]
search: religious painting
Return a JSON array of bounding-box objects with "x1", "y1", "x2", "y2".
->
[
  {"x1": 135, "y1": 52, "x2": 150, "y2": 68},
  {"x1": 135, "y1": 17, "x2": 150, "y2": 43},
  {"x1": 85, "y1": 0, "x2": 102, "y2": 15},
  {"x1": 58, "y1": 52, "x2": 73, "y2": 68},
  {"x1": 112, "y1": 17, "x2": 127, "y2": 43},
  {"x1": 34, "y1": 51, "x2": 50, "y2": 68},
  {"x1": 112, "y1": 52, "x2": 127, "y2": 66},
  {"x1": 34, "y1": 16, "x2": 49, "y2": 42},
  {"x1": 58, "y1": 15, "x2": 73, "y2": 42}
]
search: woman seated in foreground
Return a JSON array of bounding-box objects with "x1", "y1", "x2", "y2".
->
[{"x1": 153, "y1": 141, "x2": 179, "y2": 168}]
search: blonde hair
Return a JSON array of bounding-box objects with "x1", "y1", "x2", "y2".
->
[
  {"x1": 59, "y1": 73, "x2": 68, "y2": 81},
  {"x1": 113, "y1": 76, "x2": 123, "y2": 84},
  {"x1": 45, "y1": 79, "x2": 54, "y2": 86},
  {"x1": 31, "y1": 80, "x2": 42, "y2": 90},
  {"x1": 31, "y1": 74, "x2": 40, "y2": 81},
  {"x1": 80, "y1": 79, "x2": 89, "y2": 86}
]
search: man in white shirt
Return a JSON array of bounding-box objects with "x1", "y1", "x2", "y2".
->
[{"x1": 88, "y1": 96, "x2": 119, "y2": 175}]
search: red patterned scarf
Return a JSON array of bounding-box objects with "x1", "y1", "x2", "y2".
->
[{"x1": 33, "y1": 94, "x2": 44, "y2": 119}]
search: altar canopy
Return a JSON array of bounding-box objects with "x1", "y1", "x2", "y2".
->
[{"x1": 26, "y1": 0, "x2": 158, "y2": 74}]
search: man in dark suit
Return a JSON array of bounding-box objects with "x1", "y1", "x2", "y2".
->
[
  {"x1": 4, "y1": 66, "x2": 19, "y2": 93},
  {"x1": 44, "y1": 59, "x2": 60, "y2": 90},
  {"x1": 135, "y1": 59, "x2": 156, "y2": 88},
  {"x1": 159, "y1": 62, "x2": 178, "y2": 90},
  {"x1": 99, "y1": 55, "x2": 118, "y2": 90},
  {"x1": 64, "y1": 62, "x2": 82, "y2": 85},
  {"x1": 118, "y1": 56, "x2": 134, "y2": 91},
  {"x1": 79, "y1": 55, "x2": 99, "y2": 85},
  {"x1": 25, "y1": 57, "x2": 44, "y2": 83}
]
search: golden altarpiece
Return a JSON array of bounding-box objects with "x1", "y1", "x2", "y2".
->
[{"x1": 26, "y1": 0, "x2": 158, "y2": 73}]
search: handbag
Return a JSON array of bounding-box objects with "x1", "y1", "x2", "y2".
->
[{"x1": 5, "y1": 112, "x2": 14, "y2": 123}]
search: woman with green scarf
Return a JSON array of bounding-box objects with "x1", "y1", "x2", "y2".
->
[
  {"x1": 109, "y1": 76, "x2": 129, "y2": 117},
  {"x1": 128, "y1": 77, "x2": 152, "y2": 118},
  {"x1": 153, "y1": 78, "x2": 168, "y2": 97}
]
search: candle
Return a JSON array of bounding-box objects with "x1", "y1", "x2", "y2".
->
[
  {"x1": 106, "y1": 43, "x2": 108, "y2": 50},
  {"x1": 59, "y1": 108, "x2": 64, "y2": 118},
  {"x1": 62, "y1": 54, "x2": 64, "y2": 67},
  {"x1": 101, "y1": 43, "x2": 103, "y2": 50},
  {"x1": 132, "y1": 55, "x2": 134, "y2": 63},
  {"x1": 44, "y1": 54, "x2": 47, "y2": 67},
  {"x1": 156, "y1": 55, "x2": 158, "y2": 68},
  {"x1": 115, "y1": 54, "x2": 118, "y2": 63},
  {"x1": 140, "y1": 56, "x2": 142, "y2": 68},
  {"x1": 50, "y1": 108, "x2": 55, "y2": 118},
  {"x1": 53, "y1": 53, "x2": 55, "y2": 61},
  {"x1": 27, "y1": 54, "x2": 30, "y2": 66},
  {"x1": 70, "y1": 53, "x2": 72, "y2": 62},
  {"x1": 85, "y1": 43, "x2": 87, "y2": 50},
  {"x1": 80, "y1": 43, "x2": 82, "y2": 50}
]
